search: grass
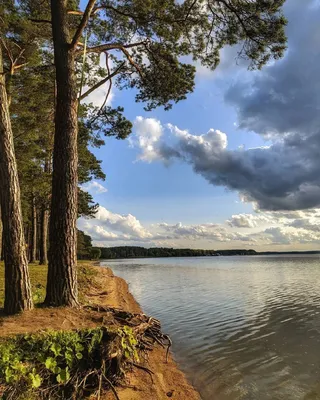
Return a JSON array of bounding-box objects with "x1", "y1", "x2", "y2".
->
[{"x1": 0, "y1": 261, "x2": 97, "y2": 308}]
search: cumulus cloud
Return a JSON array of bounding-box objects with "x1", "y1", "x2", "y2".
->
[
  {"x1": 133, "y1": 116, "x2": 165, "y2": 163},
  {"x1": 157, "y1": 222, "x2": 254, "y2": 243},
  {"x1": 82, "y1": 181, "x2": 108, "y2": 194},
  {"x1": 95, "y1": 206, "x2": 152, "y2": 239},
  {"x1": 133, "y1": 117, "x2": 320, "y2": 211},
  {"x1": 263, "y1": 226, "x2": 320, "y2": 245},
  {"x1": 227, "y1": 214, "x2": 270, "y2": 228}
]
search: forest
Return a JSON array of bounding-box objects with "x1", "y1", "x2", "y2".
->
[
  {"x1": 99, "y1": 246, "x2": 257, "y2": 259},
  {"x1": 0, "y1": 0, "x2": 287, "y2": 316}
]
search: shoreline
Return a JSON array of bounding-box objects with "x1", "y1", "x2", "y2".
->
[
  {"x1": 96, "y1": 265, "x2": 201, "y2": 400},
  {"x1": 0, "y1": 263, "x2": 201, "y2": 399}
]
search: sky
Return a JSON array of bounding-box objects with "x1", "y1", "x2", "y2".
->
[{"x1": 78, "y1": 0, "x2": 320, "y2": 251}]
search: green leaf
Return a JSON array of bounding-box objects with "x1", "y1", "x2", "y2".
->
[
  {"x1": 50, "y1": 343, "x2": 62, "y2": 357},
  {"x1": 29, "y1": 372, "x2": 42, "y2": 388},
  {"x1": 57, "y1": 368, "x2": 70, "y2": 384},
  {"x1": 45, "y1": 357, "x2": 57, "y2": 371}
]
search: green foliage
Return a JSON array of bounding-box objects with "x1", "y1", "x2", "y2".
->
[
  {"x1": 89, "y1": 247, "x2": 101, "y2": 260},
  {"x1": 77, "y1": 229, "x2": 93, "y2": 259},
  {"x1": 118, "y1": 326, "x2": 139, "y2": 362},
  {"x1": 0, "y1": 326, "x2": 138, "y2": 398}
]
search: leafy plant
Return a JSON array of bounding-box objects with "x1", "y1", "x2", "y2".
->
[
  {"x1": 118, "y1": 326, "x2": 139, "y2": 362},
  {"x1": 0, "y1": 326, "x2": 139, "y2": 399}
]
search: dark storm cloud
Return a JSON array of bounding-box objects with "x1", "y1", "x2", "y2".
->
[{"x1": 225, "y1": 0, "x2": 320, "y2": 138}]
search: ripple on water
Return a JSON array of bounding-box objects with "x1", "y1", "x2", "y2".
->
[{"x1": 103, "y1": 255, "x2": 320, "y2": 400}]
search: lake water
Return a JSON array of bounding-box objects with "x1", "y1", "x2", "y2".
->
[{"x1": 101, "y1": 255, "x2": 320, "y2": 400}]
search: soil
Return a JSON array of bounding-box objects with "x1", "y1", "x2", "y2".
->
[{"x1": 0, "y1": 265, "x2": 201, "y2": 400}]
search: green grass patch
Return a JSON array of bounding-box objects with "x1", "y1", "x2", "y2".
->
[{"x1": 0, "y1": 261, "x2": 97, "y2": 308}]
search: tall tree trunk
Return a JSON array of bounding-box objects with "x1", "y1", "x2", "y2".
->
[
  {"x1": 0, "y1": 206, "x2": 2, "y2": 261},
  {"x1": 29, "y1": 194, "x2": 37, "y2": 263},
  {"x1": 45, "y1": 0, "x2": 78, "y2": 306},
  {"x1": 39, "y1": 205, "x2": 48, "y2": 265},
  {"x1": 0, "y1": 44, "x2": 33, "y2": 314}
]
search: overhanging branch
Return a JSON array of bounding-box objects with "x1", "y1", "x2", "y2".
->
[{"x1": 77, "y1": 41, "x2": 147, "y2": 55}]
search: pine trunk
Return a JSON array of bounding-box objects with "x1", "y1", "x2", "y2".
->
[
  {"x1": 29, "y1": 195, "x2": 37, "y2": 263},
  {"x1": 39, "y1": 205, "x2": 48, "y2": 265},
  {"x1": 45, "y1": 0, "x2": 78, "y2": 306},
  {"x1": 0, "y1": 44, "x2": 33, "y2": 314},
  {"x1": 0, "y1": 206, "x2": 2, "y2": 260}
]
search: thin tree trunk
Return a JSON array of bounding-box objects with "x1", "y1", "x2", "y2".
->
[
  {"x1": 0, "y1": 43, "x2": 33, "y2": 314},
  {"x1": 39, "y1": 205, "x2": 48, "y2": 265},
  {"x1": 45, "y1": 0, "x2": 78, "y2": 306},
  {"x1": 29, "y1": 194, "x2": 37, "y2": 263}
]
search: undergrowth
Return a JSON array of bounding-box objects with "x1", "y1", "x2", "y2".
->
[{"x1": 0, "y1": 325, "x2": 139, "y2": 399}]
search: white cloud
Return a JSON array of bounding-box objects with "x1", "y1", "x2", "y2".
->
[
  {"x1": 82, "y1": 181, "x2": 107, "y2": 194},
  {"x1": 95, "y1": 206, "x2": 152, "y2": 239},
  {"x1": 227, "y1": 214, "x2": 270, "y2": 228},
  {"x1": 133, "y1": 116, "x2": 164, "y2": 162}
]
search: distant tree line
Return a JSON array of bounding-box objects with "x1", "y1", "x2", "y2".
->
[{"x1": 98, "y1": 246, "x2": 257, "y2": 259}]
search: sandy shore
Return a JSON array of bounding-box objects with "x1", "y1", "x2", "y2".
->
[
  {"x1": 92, "y1": 265, "x2": 201, "y2": 400},
  {"x1": 0, "y1": 264, "x2": 201, "y2": 399}
]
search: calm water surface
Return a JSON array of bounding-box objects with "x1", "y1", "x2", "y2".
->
[{"x1": 101, "y1": 255, "x2": 320, "y2": 400}]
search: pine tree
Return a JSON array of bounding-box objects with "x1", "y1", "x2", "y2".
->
[{"x1": 0, "y1": 39, "x2": 33, "y2": 314}]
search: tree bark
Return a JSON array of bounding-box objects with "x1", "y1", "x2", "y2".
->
[
  {"x1": 39, "y1": 205, "x2": 48, "y2": 265},
  {"x1": 0, "y1": 43, "x2": 33, "y2": 314},
  {"x1": 29, "y1": 194, "x2": 37, "y2": 263},
  {"x1": 45, "y1": 0, "x2": 78, "y2": 306},
  {"x1": 0, "y1": 206, "x2": 3, "y2": 260}
]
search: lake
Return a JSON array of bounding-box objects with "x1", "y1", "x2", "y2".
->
[{"x1": 101, "y1": 255, "x2": 320, "y2": 400}]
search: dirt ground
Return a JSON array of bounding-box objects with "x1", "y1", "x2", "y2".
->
[{"x1": 0, "y1": 264, "x2": 200, "y2": 400}]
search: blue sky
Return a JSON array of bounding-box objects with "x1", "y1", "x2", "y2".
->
[{"x1": 79, "y1": 0, "x2": 320, "y2": 251}]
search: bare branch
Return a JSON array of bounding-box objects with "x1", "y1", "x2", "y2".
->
[
  {"x1": 77, "y1": 41, "x2": 147, "y2": 55},
  {"x1": 70, "y1": 0, "x2": 97, "y2": 50},
  {"x1": 13, "y1": 62, "x2": 28, "y2": 71},
  {"x1": 67, "y1": 10, "x2": 84, "y2": 16},
  {"x1": 79, "y1": 62, "x2": 125, "y2": 101}
]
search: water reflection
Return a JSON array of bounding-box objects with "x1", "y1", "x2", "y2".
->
[{"x1": 103, "y1": 255, "x2": 320, "y2": 400}]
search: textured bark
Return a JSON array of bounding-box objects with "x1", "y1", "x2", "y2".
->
[
  {"x1": 39, "y1": 205, "x2": 48, "y2": 265},
  {"x1": 29, "y1": 195, "x2": 37, "y2": 263},
  {"x1": 0, "y1": 206, "x2": 2, "y2": 260},
  {"x1": 0, "y1": 44, "x2": 33, "y2": 314},
  {"x1": 45, "y1": 0, "x2": 78, "y2": 306}
]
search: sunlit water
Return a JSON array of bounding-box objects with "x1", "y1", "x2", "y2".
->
[{"x1": 101, "y1": 255, "x2": 320, "y2": 400}]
